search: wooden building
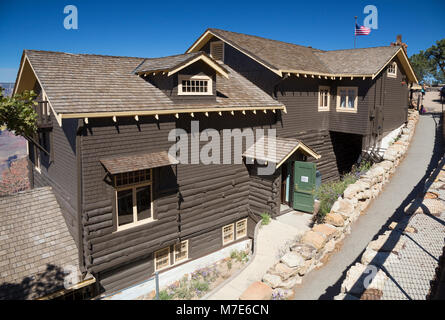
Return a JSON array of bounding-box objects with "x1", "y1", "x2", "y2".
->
[{"x1": 12, "y1": 28, "x2": 417, "y2": 295}]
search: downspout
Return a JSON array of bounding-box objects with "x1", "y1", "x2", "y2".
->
[{"x1": 76, "y1": 120, "x2": 86, "y2": 274}]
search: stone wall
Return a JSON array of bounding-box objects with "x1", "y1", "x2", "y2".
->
[{"x1": 259, "y1": 110, "x2": 420, "y2": 299}]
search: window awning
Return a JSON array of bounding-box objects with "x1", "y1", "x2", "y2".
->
[
  {"x1": 100, "y1": 151, "x2": 179, "y2": 175},
  {"x1": 242, "y1": 136, "x2": 321, "y2": 168}
]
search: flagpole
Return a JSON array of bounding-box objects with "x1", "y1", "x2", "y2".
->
[{"x1": 354, "y1": 16, "x2": 357, "y2": 48}]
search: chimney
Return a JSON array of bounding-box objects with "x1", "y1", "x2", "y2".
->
[{"x1": 391, "y1": 34, "x2": 407, "y2": 53}]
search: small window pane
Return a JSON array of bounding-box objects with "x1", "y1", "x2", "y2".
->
[
  {"x1": 117, "y1": 189, "x2": 133, "y2": 226},
  {"x1": 340, "y1": 90, "x2": 347, "y2": 107},
  {"x1": 155, "y1": 248, "x2": 170, "y2": 271},
  {"x1": 136, "y1": 185, "x2": 151, "y2": 221},
  {"x1": 348, "y1": 90, "x2": 356, "y2": 108}
]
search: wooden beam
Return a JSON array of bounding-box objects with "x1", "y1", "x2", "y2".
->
[
  {"x1": 205, "y1": 112, "x2": 209, "y2": 117},
  {"x1": 231, "y1": 110, "x2": 234, "y2": 116},
  {"x1": 252, "y1": 110, "x2": 256, "y2": 114},
  {"x1": 242, "y1": 110, "x2": 246, "y2": 115}
]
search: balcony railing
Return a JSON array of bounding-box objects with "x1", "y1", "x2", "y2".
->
[{"x1": 34, "y1": 101, "x2": 52, "y2": 128}]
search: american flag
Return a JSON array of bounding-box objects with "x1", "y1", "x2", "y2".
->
[{"x1": 355, "y1": 23, "x2": 371, "y2": 35}]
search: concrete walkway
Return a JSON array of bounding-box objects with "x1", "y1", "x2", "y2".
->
[
  {"x1": 293, "y1": 113, "x2": 442, "y2": 299},
  {"x1": 206, "y1": 211, "x2": 312, "y2": 299}
]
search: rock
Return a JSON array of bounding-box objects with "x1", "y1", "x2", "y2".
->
[
  {"x1": 272, "y1": 288, "x2": 294, "y2": 300},
  {"x1": 331, "y1": 198, "x2": 355, "y2": 218},
  {"x1": 273, "y1": 263, "x2": 299, "y2": 281},
  {"x1": 388, "y1": 222, "x2": 398, "y2": 230},
  {"x1": 262, "y1": 273, "x2": 282, "y2": 289},
  {"x1": 280, "y1": 252, "x2": 305, "y2": 269},
  {"x1": 361, "y1": 248, "x2": 399, "y2": 266},
  {"x1": 301, "y1": 230, "x2": 327, "y2": 250},
  {"x1": 325, "y1": 212, "x2": 344, "y2": 227},
  {"x1": 277, "y1": 276, "x2": 300, "y2": 290},
  {"x1": 298, "y1": 259, "x2": 313, "y2": 276},
  {"x1": 312, "y1": 224, "x2": 338, "y2": 240},
  {"x1": 324, "y1": 238, "x2": 336, "y2": 253},
  {"x1": 363, "y1": 189, "x2": 372, "y2": 199},
  {"x1": 240, "y1": 281, "x2": 273, "y2": 300},
  {"x1": 355, "y1": 180, "x2": 371, "y2": 191},
  {"x1": 290, "y1": 243, "x2": 317, "y2": 260},
  {"x1": 341, "y1": 263, "x2": 388, "y2": 295},
  {"x1": 368, "y1": 231, "x2": 405, "y2": 253},
  {"x1": 344, "y1": 184, "x2": 361, "y2": 199},
  {"x1": 383, "y1": 149, "x2": 397, "y2": 162},
  {"x1": 358, "y1": 199, "x2": 371, "y2": 211}
]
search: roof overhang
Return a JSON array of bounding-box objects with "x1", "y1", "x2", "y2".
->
[
  {"x1": 186, "y1": 29, "x2": 283, "y2": 77},
  {"x1": 137, "y1": 52, "x2": 229, "y2": 79},
  {"x1": 13, "y1": 52, "x2": 63, "y2": 126},
  {"x1": 243, "y1": 136, "x2": 321, "y2": 169},
  {"x1": 372, "y1": 47, "x2": 418, "y2": 83}
]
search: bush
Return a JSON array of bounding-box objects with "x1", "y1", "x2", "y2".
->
[
  {"x1": 315, "y1": 160, "x2": 372, "y2": 223},
  {"x1": 230, "y1": 250, "x2": 249, "y2": 263},
  {"x1": 158, "y1": 290, "x2": 173, "y2": 300},
  {"x1": 260, "y1": 212, "x2": 271, "y2": 225}
]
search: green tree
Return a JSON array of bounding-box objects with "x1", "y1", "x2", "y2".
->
[
  {"x1": 0, "y1": 87, "x2": 38, "y2": 137},
  {"x1": 425, "y1": 39, "x2": 445, "y2": 77},
  {"x1": 410, "y1": 50, "x2": 434, "y2": 83}
]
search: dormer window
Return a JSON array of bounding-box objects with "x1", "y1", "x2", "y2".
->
[
  {"x1": 387, "y1": 62, "x2": 397, "y2": 78},
  {"x1": 210, "y1": 41, "x2": 224, "y2": 61},
  {"x1": 178, "y1": 74, "x2": 212, "y2": 95}
]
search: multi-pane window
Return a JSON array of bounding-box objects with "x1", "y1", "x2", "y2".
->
[
  {"x1": 387, "y1": 62, "x2": 397, "y2": 78},
  {"x1": 336, "y1": 87, "x2": 358, "y2": 112},
  {"x1": 236, "y1": 219, "x2": 247, "y2": 239},
  {"x1": 154, "y1": 247, "x2": 170, "y2": 271},
  {"x1": 114, "y1": 169, "x2": 154, "y2": 230},
  {"x1": 174, "y1": 240, "x2": 189, "y2": 264},
  {"x1": 222, "y1": 224, "x2": 234, "y2": 245},
  {"x1": 318, "y1": 86, "x2": 330, "y2": 111},
  {"x1": 178, "y1": 75, "x2": 212, "y2": 95}
]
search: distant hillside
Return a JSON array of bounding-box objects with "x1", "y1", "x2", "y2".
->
[{"x1": 0, "y1": 83, "x2": 14, "y2": 97}]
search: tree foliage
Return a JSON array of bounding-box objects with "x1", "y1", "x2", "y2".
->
[
  {"x1": 0, "y1": 87, "x2": 38, "y2": 137},
  {"x1": 410, "y1": 39, "x2": 445, "y2": 84}
]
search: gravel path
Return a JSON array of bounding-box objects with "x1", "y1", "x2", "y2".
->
[{"x1": 293, "y1": 113, "x2": 443, "y2": 299}]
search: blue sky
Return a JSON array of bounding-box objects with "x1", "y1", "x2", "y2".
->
[{"x1": 1, "y1": 0, "x2": 444, "y2": 82}]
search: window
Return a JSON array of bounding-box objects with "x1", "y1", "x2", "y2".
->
[
  {"x1": 236, "y1": 219, "x2": 247, "y2": 239},
  {"x1": 222, "y1": 224, "x2": 234, "y2": 245},
  {"x1": 387, "y1": 62, "x2": 397, "y2": 78},
  {"x1": 154, "y1": 247, "x2": 170, "y2": 271},
  {"x1": 210, "y1": 41, "x2": 224, "y2": 61},
  {"x1": 336, "y1": 87, "x2": 358, "y2": 113},
  {"x1": 34, "y1": 145, "x2": 41, "y2": 173},
  {"x1": 174, "y1": 240, "x2": 189, "y2": 264},
  {"x1": 178, "y1": 74, "x2": 212, "y2": 95},
  {"x1": 318, "y1": 86, "x2": 330, "y2": 111},
  {"x1": 114, "y1": 169, "x2": 154, "y2": 231}
]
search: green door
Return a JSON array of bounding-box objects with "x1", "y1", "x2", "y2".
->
[{"x1": 293, "y1": 161, "x2": 316, "y2": 213}]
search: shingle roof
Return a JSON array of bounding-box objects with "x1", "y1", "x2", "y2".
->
[
  {"x1": 191, "y1": 28, "x2": 403, "y2": 77},
  {"x1": 25, "y1": 50, "x2": 283, "y2": 116},
  {"x1": 314, "y1": 46, "x2": 400, "y2": 75},
  {"x1": 0, "y1": 187, "x2": 82, "y2": 300},
  {"x1": 207, "y1": 28, "x2": 330, "y2": 74},
  {"x1": 243, "y1": 136, "x2": 320, "y2": 167},
  {"x1": 101, "y1": 150, "x2": 179, "y2": 175},
  {"x1": 134, "y1": 52, "x2": 203, "y2": 73}
]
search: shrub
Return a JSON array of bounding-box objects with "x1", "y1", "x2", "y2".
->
[
  {"x1": 230, "y1": 250, "x2": 249, "y2": 263},
  {"x1": 260, "y1": 212, "x2": 271, "y2": 225},
  {"x1": 158, "y1": 290, "x2": 173, "y2": 300}
]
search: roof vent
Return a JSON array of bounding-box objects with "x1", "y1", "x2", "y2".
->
[{"x1": 210, "y1": 41, "x2": 224, "y2": 61}]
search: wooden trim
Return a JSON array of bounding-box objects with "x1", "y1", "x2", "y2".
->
[
  {"x1": 154, "y1": 247, "x2": 171, "y2": 272},
  {"x1": 167, "y1": 54, "x2": 229, "y2": 78},
  {"x1": 59, "y1": 105, "x2": 285, "y2": 119},
  {"x1": 235, "y1": 219, "x2": 247, "y2": 239},
  {"x1": 276, "y1": 143, "x2": 321, "y2": 169},
  {"x1": 280, "y1": 69, "x2": 373, "y2": 79},
  {"x1": 222, "y1": 223, "x2": 235, "y2": 245},
  {"x1": 173, "y1": 240, "x2": 189, "y2": 264},
  {"x1": 318, "y1": 85, "x2": 330, "y2": 111},
  {"x1": 177, "y1": 74, "x2": 213, "y2": 96},
  {"x1": 372, "y1": 47, "x2": 418, "y2": 83},
  {"x1": 336, "y1": 86, "x2": 358, "y2": 113},
  {"x1": 36, "y1": 277, "x2": 96, "y2": 300}
]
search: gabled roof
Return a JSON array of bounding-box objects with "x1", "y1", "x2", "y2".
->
[
  {"x1": 0, "y1": 187, "x2": 84, "y2": 300},
  {"x1": 134, "y1": 51, "x2": 228, "y2": 78},
  {"x1": 15, "y1": 50, "x2": 284, "y2": 120},
  {"x1": 187, "y1": 28, "x2": 417, "y2": 82}
]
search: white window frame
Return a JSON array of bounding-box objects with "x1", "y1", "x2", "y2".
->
[
  {"x1": 210, "y1": 41, "x2": 224, "y2": 61},
  {"x1": 114, "y1": 168, "x2": 155, "y2": 232},
  {"x1": 173, "y1": 240, "x2": 189, "y2": 264},
  {"x1": 235, "y1": 219, "x2": 247, "y2": 239},
  {"x1": 154, "y1": 247, "x2": 171, "y2": 272},
  {"x1": 336, "y1": 86, "x2": 358, "y2": 113},
  {"x1": 222, "y1": 224, "x2": 235, "y2": 245},
  {"x1": 178, "y1": 74, "x2": 212, "y2": 96},
  {"x1": 318, "y1": 86, "x2": 330, "y2": 111},
  {"x1": 387, "y1": 61, "x2": 397, "y2": 78}
]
